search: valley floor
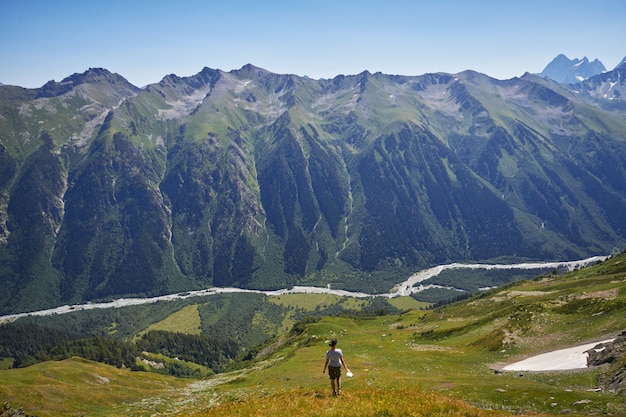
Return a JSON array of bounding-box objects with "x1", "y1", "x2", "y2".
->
[{"x1": 0, "y1": 256, "x2": 607, "y2": 323}]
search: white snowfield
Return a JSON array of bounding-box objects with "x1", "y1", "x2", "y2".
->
[
  {"x1": 0, "y1": 255, "x2": 608, "y2": 324},
  {"x1": 502, "y1": 339, "x2": 615, "y2": 371}
]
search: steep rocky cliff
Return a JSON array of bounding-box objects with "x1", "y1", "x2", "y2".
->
[{"x1": 0, "y1": 65, "x2": 625, "y2": 313}]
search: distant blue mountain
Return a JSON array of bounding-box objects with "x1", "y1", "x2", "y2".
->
[{"x1": 540, "y1": 54, "x2": 606, "y2": 84}]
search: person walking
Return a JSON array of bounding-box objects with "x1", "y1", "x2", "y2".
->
[{"x1": 322, "y1": 339, "x2": 351, "y2": 395}]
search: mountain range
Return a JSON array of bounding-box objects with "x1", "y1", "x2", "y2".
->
[
  {"x1": 539, "y1": 54, "x2": 607, "y2": 84},
  {"x1": 538, "y1": 54, "x2": 626, "y2": 86},
  {"x1": 1, "y1": 58, "x2": 626, "y2": 314}
]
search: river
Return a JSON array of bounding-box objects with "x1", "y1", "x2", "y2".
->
[{"x1": 0, "y1": 255, "x2": 608, "y2": 324}]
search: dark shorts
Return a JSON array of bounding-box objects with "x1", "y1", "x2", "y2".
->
[{"x1": 328, "y1": 365, "x2": 341, "y2": 380}]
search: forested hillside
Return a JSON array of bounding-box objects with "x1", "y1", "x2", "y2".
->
[{"x1": 1, "y1": 64, "x2": 625, "y2": 314}]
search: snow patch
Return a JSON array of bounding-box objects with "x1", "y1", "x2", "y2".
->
[{"x1": 502, "y1": 339, "x2": 615, "y2": 371}]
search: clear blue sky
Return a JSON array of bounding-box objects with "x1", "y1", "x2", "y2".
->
[{"x1": 1, "y1": 0, "x2": 625, "y2": 88}]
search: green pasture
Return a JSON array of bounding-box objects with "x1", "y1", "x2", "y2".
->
[{"x1": 1, "y1": 254, "x2": 625, "y2": 416}]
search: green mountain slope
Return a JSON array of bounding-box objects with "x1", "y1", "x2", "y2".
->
[
  {"x1": 1, "y1": 252, "x2": 624, "y2": 416},
  {"x1": 0, "y1": 66, "x2": 625, "y2": 313}
]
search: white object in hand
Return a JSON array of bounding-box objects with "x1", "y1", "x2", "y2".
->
[{"x1": 346, "y1": 371, "x2": 353, "y2": 377}]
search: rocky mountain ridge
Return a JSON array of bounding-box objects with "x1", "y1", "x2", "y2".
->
[{"x1": 0, "y1": 63, "x2": 625, "y2": 314}]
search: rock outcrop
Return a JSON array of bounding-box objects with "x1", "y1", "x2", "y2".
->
[{"x1": 586, "y1": 332, "x2": 626, "y2": 395}]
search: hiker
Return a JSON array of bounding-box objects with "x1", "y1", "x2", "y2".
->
[{"x1": 322, "y1": 339, "x2": 350, "y2": 395}]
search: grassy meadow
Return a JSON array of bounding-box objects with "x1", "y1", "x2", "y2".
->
[{"x1": 1, "y1": 254, "x2": 625, "y2": 416}]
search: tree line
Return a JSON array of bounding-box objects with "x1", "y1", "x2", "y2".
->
[{"x1": 0, "y1": 322, "x2": 238, "y2": 375}]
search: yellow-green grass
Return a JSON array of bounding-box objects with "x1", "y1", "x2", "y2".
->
[
  {"x1": 188, "y1": 387, "x2": 530, "y2": 417},
  {"x1": 387, "y1": 295, "x2": 429, "y2": 311},
  {"x1": 0, "y1": 357, "x2": 188, "y2": 417},
  {"x1": 202, "y1": 302, "x2": 625, "y2": 416},
  {"x1": 138, "y1": 351, "x2": 214, "y2": 378},
  {"x1": 1, "y1": 311, "x2": 621, "y2": 416},
  {"x1": 0, "y1": 357, "x2": 14, "y2": 370},
  {"x1": 141, "y1": 303, "x2": 202, "y2": 336},
  {"x1": 268, "y1": 293, "x2": 426, "y2": 313},
  {"x1": 267, "y1": 294, "x2": 384, "y2": 332},
  {"x1": 269, "y1": 293, "x2": 348, "y2": 310},
  {"x1": 111, "y1": 256, "x2": 626, "y2": 416},
  {"x1": 2, "y1": 255, "x2": 624, "y2": 416},
  {"x1": 135, "y1": 294, "x2": 425, "y2": 345}
]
